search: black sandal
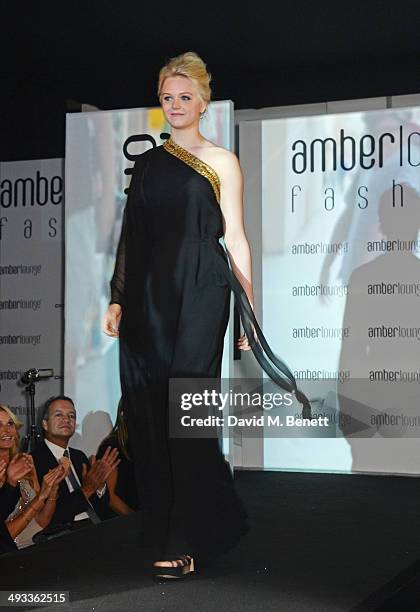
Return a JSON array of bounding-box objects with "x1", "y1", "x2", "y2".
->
[{"x1": 152, "y1": 554, "x2": 195, "y2": 581}]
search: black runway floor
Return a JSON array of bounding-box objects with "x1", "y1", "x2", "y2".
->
[{"x1": 2, "y1": 471, "x2": 420, "y2": 611}]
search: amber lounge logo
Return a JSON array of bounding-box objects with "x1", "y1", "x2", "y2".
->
[
  {"x1": 0, "y1": 171, "x2": 62, "y2": 208},
  {"x1": 291, "y1": 125, "x2": 420, "y2": 174}
]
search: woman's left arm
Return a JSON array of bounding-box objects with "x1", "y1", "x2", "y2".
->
[
  {"x1": 35, "y1": 484, "x2": 59, "y2": 528},
  {"x1": 5, "y1": 494, "x2": 45, "y2": 539},
  {"x1": 218, "y1": 151, "x2": 255, "y2": 351},
  {"x1": 34, "y1": 458, "x2": 70, "y2": 528},
  {"x1": 219, "y1": 151, "x2": 255, "y2": 309}
]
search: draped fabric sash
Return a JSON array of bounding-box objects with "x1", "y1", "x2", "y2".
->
[
  {"x1": 162, "y1": 138, "x2": 311, "y2": 416},
  {"x1": 207, "y1": 236, "x2": 311, "y2": 418}
]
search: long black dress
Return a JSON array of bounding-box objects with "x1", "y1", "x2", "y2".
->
[
  {"x1": 110, "y1": 138, "x2": 249, "y2": 561},
  {"x1": 110, "y1": 137, "x2": 308, "y2": 562}
]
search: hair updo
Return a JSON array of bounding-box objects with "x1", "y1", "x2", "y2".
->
[{"x1": 158, "y1": 51, "x2": 212, "y2": 104}]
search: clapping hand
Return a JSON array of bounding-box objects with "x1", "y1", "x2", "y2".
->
[
  {"x1": 81, "y1": 446, "x2": 120, "y2": 498},
  {"x1": 6, "y1": 453, "x2": 33, "y2": 487},
  {"x1": 58, "y1": 456, "x2": 71, "y2": 480},
  {"x1": 39, "y1": 460, "x2": 70, "y2": 501},
  {"x1": 39, "y1": 465, "x2": 61, "y2": 501}
]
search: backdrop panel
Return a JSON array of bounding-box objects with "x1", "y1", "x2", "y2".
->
[
  {"x1": 240, "y1": 107, "x2": 420, "y2": 474},
  {"x1": 0, "y1": 158, "x2": 63, "y2": 435}
]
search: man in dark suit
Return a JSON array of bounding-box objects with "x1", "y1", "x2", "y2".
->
[{"x1": 31, "y1": 395, "x2": 119, "y2": 528}]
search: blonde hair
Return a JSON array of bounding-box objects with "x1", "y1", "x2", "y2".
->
[
  {"x1": 0, "y1": 404, "x2": 23, "y2": 461},
  {"x1": 158, "y1": 51, "x2": 212, "y2": 104},
  {"x1": 0, "y1": 405, "x2": 39, "y2": 491}
]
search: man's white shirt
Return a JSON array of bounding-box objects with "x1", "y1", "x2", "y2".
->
[{"x1": 44, "y1": 439, "x2": 105, "y2": 522}]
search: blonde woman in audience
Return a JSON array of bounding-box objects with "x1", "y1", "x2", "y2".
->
[
  {"x1": 0, "y1": 405, "x2": 22, "y2": 484},
  {"x1": 0, "y1": 404, "x2": 70, "y2": 549}
]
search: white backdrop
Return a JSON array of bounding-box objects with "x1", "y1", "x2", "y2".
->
[
  {"x1": 241, "y1": 106, "x2": 420, "y2": 474},
  {"x1": 0, "y1": 159, "x2": 63, "y2": 434}
]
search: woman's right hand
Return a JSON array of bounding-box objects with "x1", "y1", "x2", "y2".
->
[
  {"x1": 7, "y1": 453, "x2": 33, "y2": 487},
  {"x1": 102, "y1": 304, "x2": 122, "y2": 337}
]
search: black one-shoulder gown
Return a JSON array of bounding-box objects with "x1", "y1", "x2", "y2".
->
[
  {"x1": 110, "y1": 138, "x2": 249, "y2": 561},
  {"x1": 111, "y1": 137, "x2": 308, "y2": 561}
]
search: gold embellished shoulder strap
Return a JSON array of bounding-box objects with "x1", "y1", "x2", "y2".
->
[{"x1": 163, "y1": 137, "x2": 221, "y2": 203}]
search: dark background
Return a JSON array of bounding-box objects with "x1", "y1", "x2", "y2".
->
[{"x1": 2, "y1": 0, "x2": 420, "y2": 160}]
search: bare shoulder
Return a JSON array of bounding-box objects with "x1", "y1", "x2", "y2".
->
[{"x1": 201, "y1": 143, "x2": 242, "y2": 179}]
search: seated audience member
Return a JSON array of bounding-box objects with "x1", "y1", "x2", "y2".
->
[
  {"x1": 31, "y1": 395, "x2": 120, "y2": 529},
  {"x1": 0, "y1": 453, "x2": 34, "y2": 554},
  {"x1": 97, "y1": 399, "x2": 139, "y2": 516},
  {"x1": 6, "y1": 460, "x2": 70, "y2": 548},
  {"x1": 0, "y1": 404, "x2": 71, "y2": 549},
  {"x1": 0, "y1": 404, "x2": 26, "y2": 494}
]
